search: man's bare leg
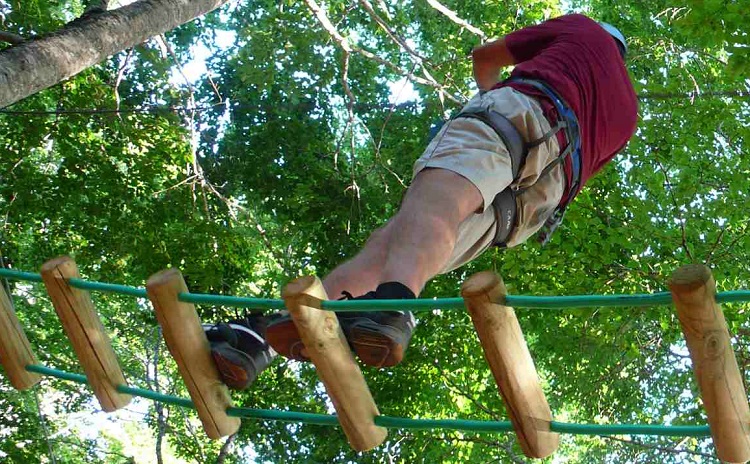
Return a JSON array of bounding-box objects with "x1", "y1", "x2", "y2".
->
[
  {"x1": 322, "y1": 224, "x2": 393, "y2": 299},
  {"x1": 267, "y1": 168, "x2": 483, "y2": 366},
  {"x1": 323, "y1": 167, "x2": 483, "y2": 297}
]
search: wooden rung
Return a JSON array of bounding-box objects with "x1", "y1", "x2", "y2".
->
[
  {"x1": 0, "y1": 283, "x2": 41, "y2": 390},
  {"x1": 146, "y1": 268, "x2": 240, "y2": 440},
  {"x1": 40, "y1": 256, "x2": 131, "y2": 412},
  {"x1": 282, "y1": 276, "x2": 387, "y2": 452},
  {"x1": 461, "y1": 271, "x2": 559, "y2": 459},
  {"x1": 669, "y1": 264, "x2": 750, "y2": 463}
]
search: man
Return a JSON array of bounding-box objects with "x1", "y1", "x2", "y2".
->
[{"x1": 204, "y1": 14, "x2": 638, "y2": 390}]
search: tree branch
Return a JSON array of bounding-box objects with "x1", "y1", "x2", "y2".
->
[
  {"x1": 0, "y1": 0, "x2": 232, "y2": 108},
  {"x1": 303, "y1": 0, "x2": 462, "y2": 105},
  {"x1": 358, "y1": 0, "x2": 468, "y2": 104},
  {"x1": 656, "y1": 159, "x2": 693, "y2": 261},
  {"x1": 433, "y1": 358, "x2": 501, "y2": 420},
  {"x1": 215, "y1": 433, "x2": 237, "y2": 464},
  {"x1": 55, "y1": 437, "x2": 132, "y2": 461},
  {"x1": 374, "y1": 0, "x2": 391, "y2": 20},
  {"x1": 203, "y1": 181, "x2": 293, "y2": 276},
  {"x1": 340, "y1": 50, "x2": 356, "y2": 173},
  {"x1": 705, "y1": 223, "x2": 727, "y2": 265},
  {"x1": 113, "y1": 47, "x2": 134, "y2": 113},
  {"x1": 425, "y1": 0, "x2": 486, "y2": 40},
  {"x1": 152, "y1": 328, "x2": 166, "y2": 464},
  {"x1": 358, "y1": 0, "x2": 426, "y2": 62},
  {"x1": 85, "y1": 0, "x2": 111, "y2": 14},
  {"x1": 708, "y1": 219, "x2": 750, "y2": 264}
]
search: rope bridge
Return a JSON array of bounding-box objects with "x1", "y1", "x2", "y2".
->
[{"x1": 1, "y1": 259, "x2": 748, "y2": 461}]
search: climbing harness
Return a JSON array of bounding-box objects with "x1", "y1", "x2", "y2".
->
[
  {"x1": 451, "y1": 107, "x2": 525, "y2": 247},
  {"x1": 450, "y1": 77, "x2": 582, "y2": 247}
]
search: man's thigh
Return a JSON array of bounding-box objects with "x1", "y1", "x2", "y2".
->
[{"x1": 401, "y1": 167, "x2": 484, "y2": 222}]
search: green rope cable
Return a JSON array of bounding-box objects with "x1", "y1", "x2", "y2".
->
[
  {"x1": 25, "y1": 364, "x2": 710, "y2": 437},
  {"x1": 67, "y1": 278, "x2": 148, "y2": 298},
  {"x1": 0, "y1": 269, "x2": 43, "y2": 283},
  {"x1": 2, "y1": 268, "x2": 749, "y2": 310}
]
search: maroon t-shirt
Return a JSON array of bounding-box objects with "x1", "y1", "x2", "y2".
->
[{"x1": 494, "y1": 14, "x2": 638, "y2": 203}]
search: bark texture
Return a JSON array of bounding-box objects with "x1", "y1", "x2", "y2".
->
[{"x1": 0, "y1": 0, "x2": 229, "y2": 108}]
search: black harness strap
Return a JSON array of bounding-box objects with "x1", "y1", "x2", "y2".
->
[
  {"x1": 452, "y1": 107, "x2": 526, "y2": 247},
  {"x1": 456, "y1": 107, "x2": 526, "y2": 179}
]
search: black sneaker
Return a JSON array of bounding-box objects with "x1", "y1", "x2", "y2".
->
[
  {"x1": 203, "y1": 314, "x2": 277, "y2": 390},
  {"x1": 338, "y1": 282, "x2": 417, "y2": 368},
  {"x1": 265, "y1": 282, "x2": 417, "y2": 368}
]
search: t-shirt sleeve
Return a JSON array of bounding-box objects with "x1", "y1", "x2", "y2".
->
[{"x1": 505, "y1": 14, "x2": 593, "y2": 63}]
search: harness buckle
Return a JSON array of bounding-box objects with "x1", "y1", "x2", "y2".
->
[{"x1": 537, "y1": 208, "x2": 566, "y2": 246}]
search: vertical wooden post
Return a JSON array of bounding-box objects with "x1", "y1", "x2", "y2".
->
[
  {"x1": 0, "y1": 283, "x2": 41, "y2": 390},
  {"x1": 40, "y1": 256, "x2": 131, "y2": 412},
  {"x1": 669, "y1": 264, "x2": 750, "y2": 464},
  {"x1": 282, "y1": 276, "x2": 387, "y2": 451},
  {"x1": 146, "y1": 268, "x2": 240, "y2": 440},
  {"x1": 461, "y1": 271, "x2": 559, "y2": 459}
]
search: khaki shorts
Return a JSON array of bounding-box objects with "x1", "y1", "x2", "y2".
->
[{"x1": 413, "y1": 87, "x2": 565, "y2": 272}]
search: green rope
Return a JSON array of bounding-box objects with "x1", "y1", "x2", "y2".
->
[
  {"x1": 718, "y1": 290, "x2": 750, "y2": 304},
  {"x1": 68, "y1": 278, "x2": 148, "y2": 298},
  {"x1": 178, "y1": 292, "x2": 286, "y2": 310},
  {"x1": 0, "y1": 268, "x2": 43, "y2": 283},
  {"x1": 548, "y1": 422, "x2": 710, "y2": 437},
  {"x1": 3, "y1": 267, "x2": 749, "y2": 310},
  {"x1": 505, "y1": 292, "x2": 674, "y2": 308},
  {"x1": 374, "y1": 416, "x2": 514, "y2": 432},
  {"x1": 227, "y1": 407, "x2": 340, "y2": 426},
  {"x1": 322, "y1": 297, "x2": 465, "y2": 311},
  {"x1": 25, "y1": 364, "x2": 712, "y2": 437}
]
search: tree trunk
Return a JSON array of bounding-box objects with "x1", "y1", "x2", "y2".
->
[{"x1": 0, "y1": 0, "x2": 229, "y2": 108}]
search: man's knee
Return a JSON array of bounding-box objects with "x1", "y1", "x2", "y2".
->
[
  {"x1": 405, "y1": 168, "x2": 484, "y2": 219},
  {"x1": 365, "y1": 223, "x2": 393, "y2": 249}
]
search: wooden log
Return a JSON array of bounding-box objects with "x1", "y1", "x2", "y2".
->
[
  {"x1": 146, "y1": 268, "x2": 240, "y2": 440},
  {"x1": 0, "y1": 283, "x2": 41, "y2": 390},
  {"x1": 40, "y1": 256, "x2": 131, "y2": 412},
  {"x1": 282, "y1": 276, "x2": 387, "y2": 451},
  {"x1": 461, "y1": 271, "x2": 559, "y2": 459},
  {"x1": 669, "y1": 264, "x2": 750, "y2": 464}
]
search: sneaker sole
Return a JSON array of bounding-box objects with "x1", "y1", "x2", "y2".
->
[
  {"x1": 345, "y1": 320, "x2": 408, "y2": 368},
  {"x1": 210, "y1": 342, "x2": 257, "y2": 390}
]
